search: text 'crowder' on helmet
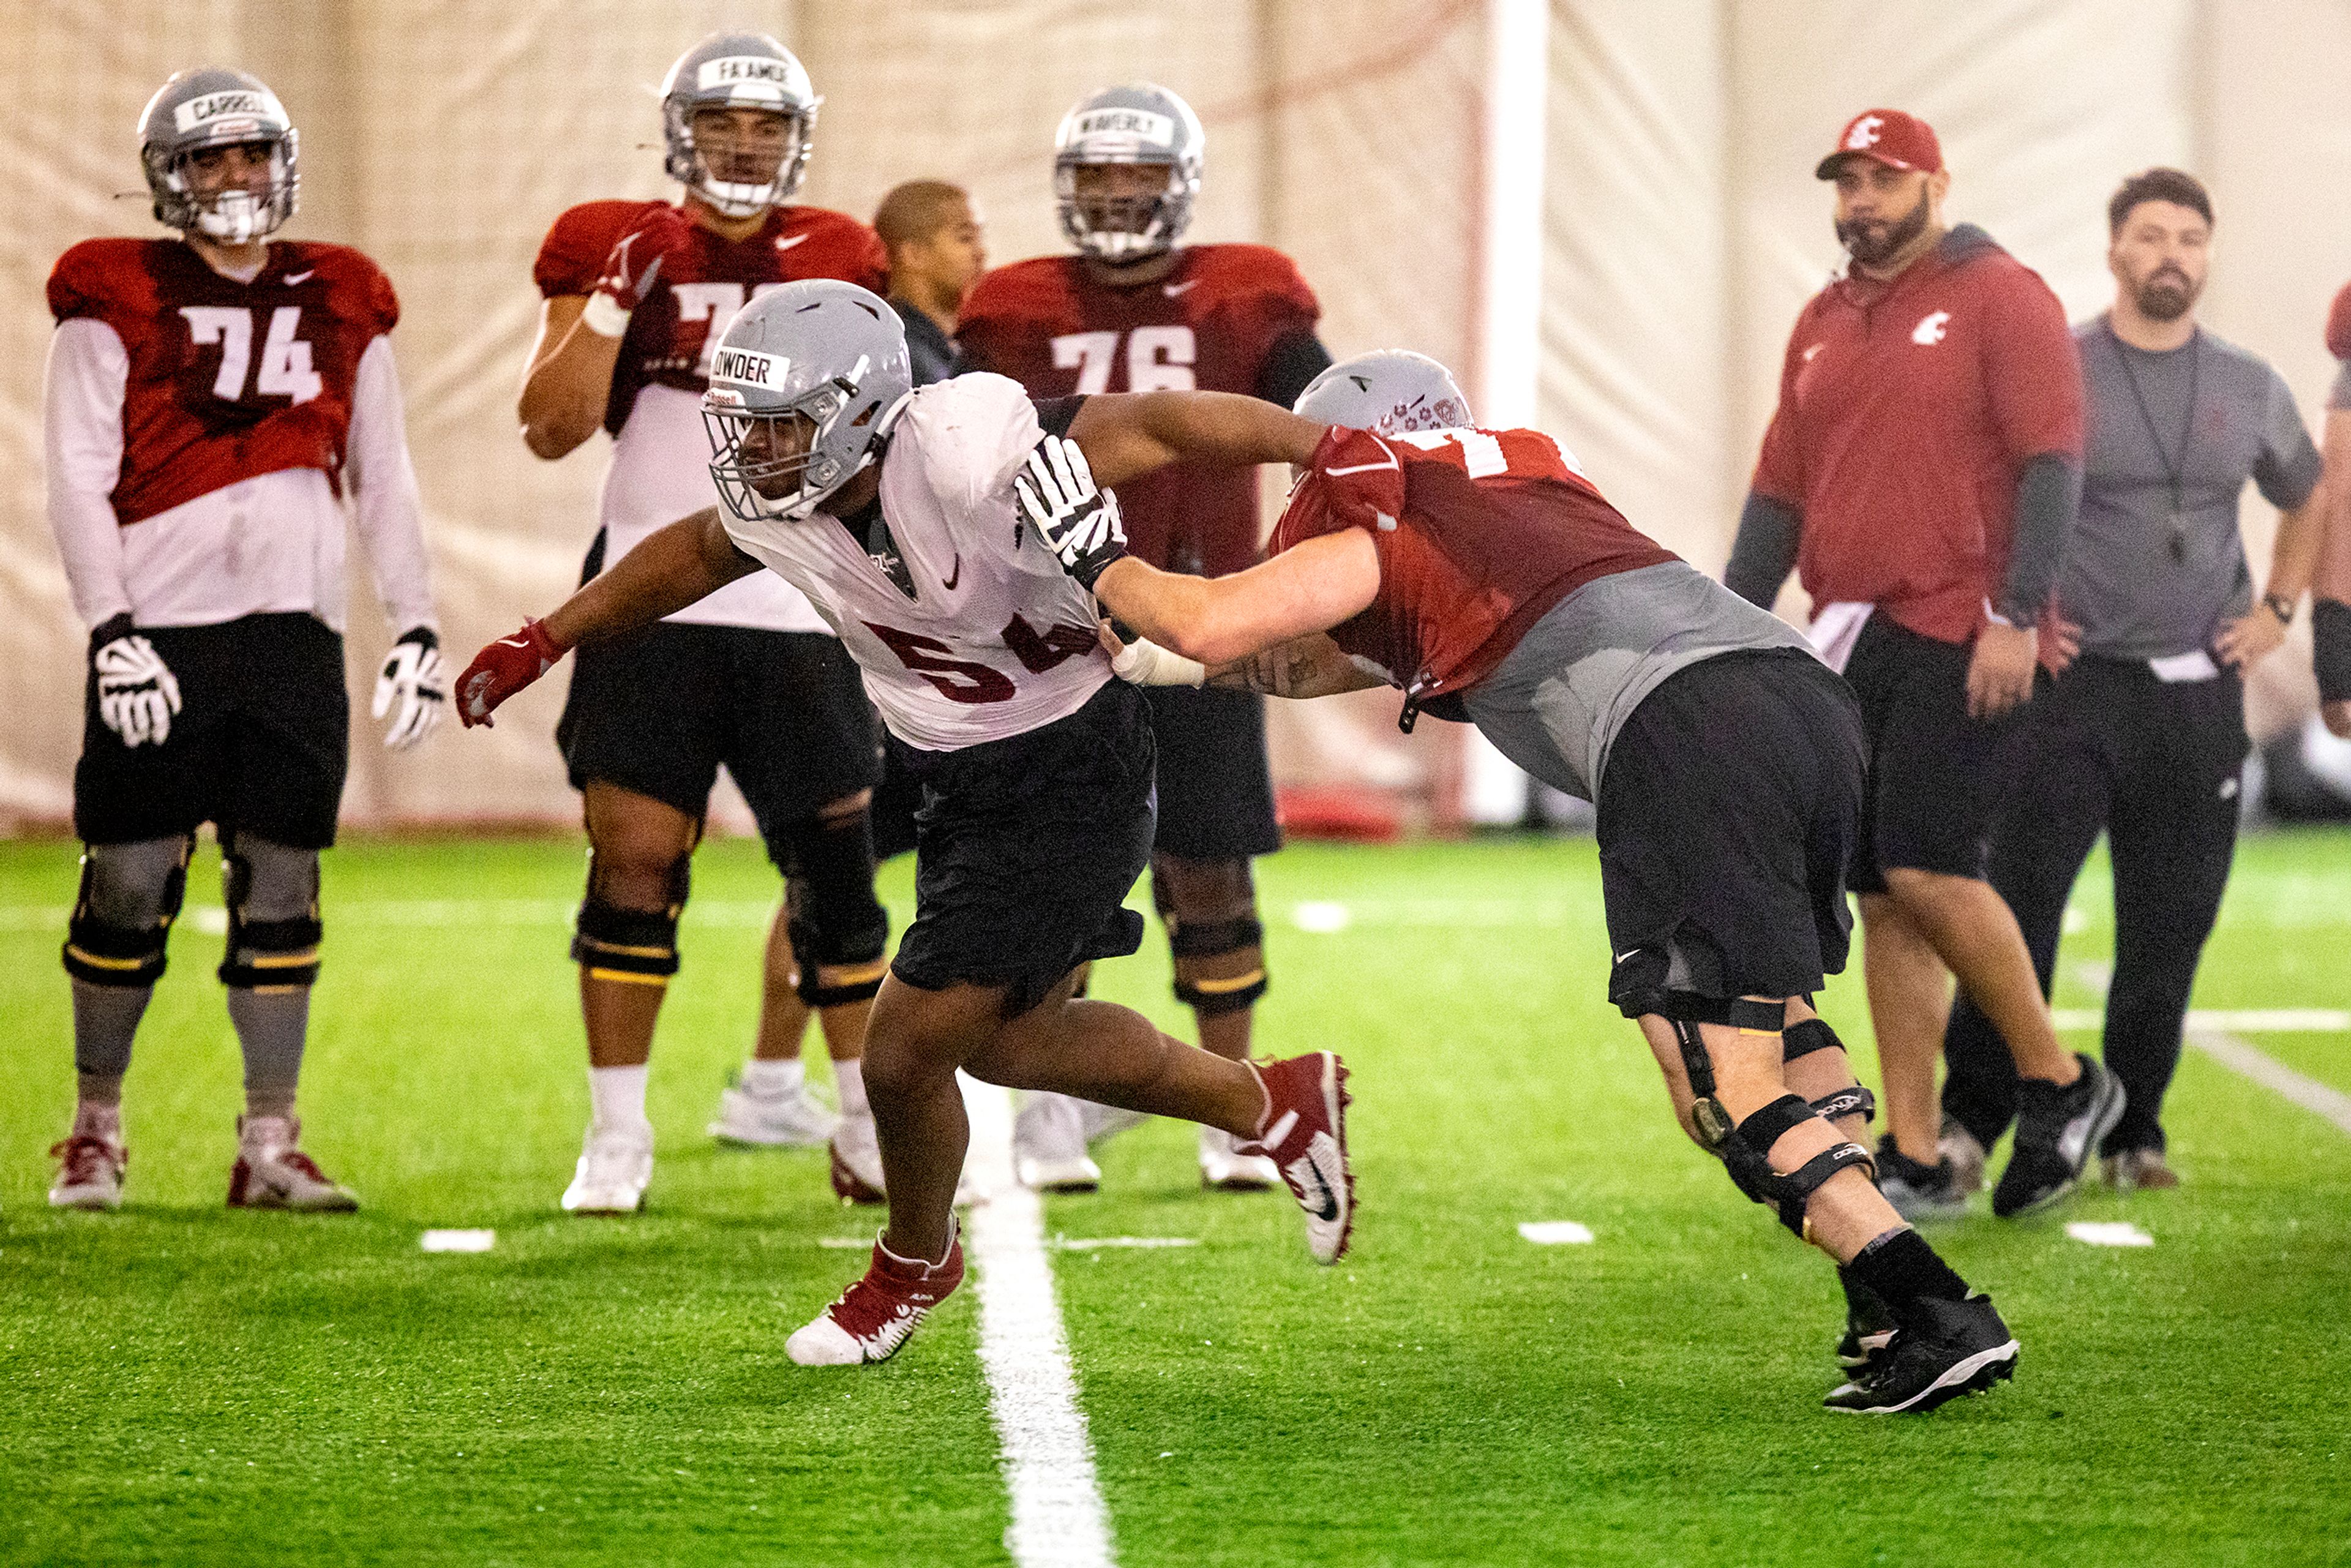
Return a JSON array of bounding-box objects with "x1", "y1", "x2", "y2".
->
[
  {"x1": 1054, "y1": 82, "x2": 1204, "y2": 264},
  {"x1": 703, "y1": 280, "x2": 914, "y2": 523},
  {"x1": 1294, "y1": 350, "x2": 1475, "y2": 435},
  {"x1": 661, "y1": 31, "x2": 821, "y2": 218},
  {"x1": 137, "y1": 68, "x2": 299, "y2": 243}
]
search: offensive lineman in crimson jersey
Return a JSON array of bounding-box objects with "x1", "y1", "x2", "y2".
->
[
  {"x1": 516, "y1": 32, "x2": 897, "y2": 1216},
  {"x1": 42, "y1": 69, "x2": 444, "y2": 1213},
  {"x1": 456, "y1": 280, "x2": 1357, "y2": 1368},
  {"x1": 1025, "y1": 349, "x2": 2022, "y2": 1414},
  {"x1": 956, "y1": 81, "x2": 1335, "y2": 1194}
]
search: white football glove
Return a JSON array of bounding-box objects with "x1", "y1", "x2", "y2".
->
[
  {"x1": 373, "y1": 629, "x2": 447, "y2": 750},
  {"x1": 1014, "y1": 434, "x2": 1128, "y2": 589},
  {"x1": 1112, "y1": 635, "x2": 1205, "y2": 688},
  {"x1": 92, "y1": 625, "x2": 182, "y2": 748}
]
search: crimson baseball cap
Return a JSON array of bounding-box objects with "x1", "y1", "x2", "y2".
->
[{"x1": 1816, "y1": 110, "x2": 1943, "y2": 179}]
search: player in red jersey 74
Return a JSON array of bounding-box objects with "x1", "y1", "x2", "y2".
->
[
  {"x1": 514, "y1": 32, "x2": 896, "y2": 1216},
  {"x1": 42, "y1": 68, "x2": 445, "y2": 1214},
  {"x1": 958, "y1": 82, "x2": 1336, "y2": 1194},
  {"x1": 1018, "y1": 351, "x2": 2021, "y2": 1414}
]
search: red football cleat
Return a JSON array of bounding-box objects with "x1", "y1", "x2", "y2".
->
[
  {"x1": 787, "y1": 1231, "x2": 966, "y2": 1365},
  {"x1": 1236, "y1": 1052, "x2": 1355, "y2": 1263}
]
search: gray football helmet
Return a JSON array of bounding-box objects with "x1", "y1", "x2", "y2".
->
[
  {"x1": 661, "y1": 31, "x2": 821, "y2": 218},
  {"x1": 703, "y1": 280, "x2": 913, "y2": 523},
  {"x1": 137, "y1": 68, "x2": 298, "y2": 242},
  {"x1": 1295, "y1": 350, "x2": 1474, "y2": 434},
  {"x1": 1053, "y1": 83, "x2": 1204, "y2": 263}
]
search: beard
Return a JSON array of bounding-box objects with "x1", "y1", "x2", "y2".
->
[
  {"x1": 2132, "y1": 266, "x2": 2199, "y2": 322},
  {"x1": 1835, "y1": 187, "x2": 1932, "y2": 269}
]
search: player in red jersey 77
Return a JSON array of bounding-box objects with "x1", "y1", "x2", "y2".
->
[
  {"x1": 1021, "y1": 350, "x2": 2022, "y2": 1414},
  {"x1": 958, "y1": 82, "x2": 1336, "y2": 1194},
  {"x1": 515, "y1": 32, "x2": 896, "y2": 1217},
  {"x1": 42, "y1": 68, "x2": 445, "y2": 1214}
]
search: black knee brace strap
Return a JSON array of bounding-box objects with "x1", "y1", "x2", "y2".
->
[
  {"x1": 1729, "y1": 1093, "x2": 1877, "y2": 1237},
  {"x1": 572, "y1": 899, "x2": 681, "y2": 983},
  {"x1": 1782, "y1": 1017, "x2": 1845, "y2": 1063},
  {"x1": 1811, "y1": 1085, "x2": 1877, "y2": 1125},
  {"x1": 781, "y1": 809, "x2": 888, "y2": 1007},
  {"x1": 1654, "y1": 991, "x2": 1786, "y2": 1150},
  {"x1": 1169, "y1": 914, "x2": 1267, "y2": 1015},
  {"x1": 62, "y1": 842, "x2": 190, "y2": 989}
]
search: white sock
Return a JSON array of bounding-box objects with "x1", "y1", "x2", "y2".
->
[
  {"x1": 741, "y1": 1057, "x2": 805, "y2": 1098},
  {"x1": 834, "y1": 1057, "x2": 869, "y2": 1118},
  {"x1": 590, "y1": 1063, "x2": 651, "y2": 1130}
]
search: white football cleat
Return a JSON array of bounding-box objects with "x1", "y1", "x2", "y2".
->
[
  {"x1": 1235, "y1": 1052, "x2": 1355, "y2": 1264},
  {"x1": 227, "y1": 1117, "x2": 359, "y2": 1212},
  {"x1": 1014, "y1": 1091, "x2": 1101, "y2": 1191},
  {"x1": 709, "y1": 1077, "x2": 838, "y2": 1147},
  {"x1": 787, "y1": 1231, "x2": 966, "y2": 1367},
  {"x1": 829, "y1": 1107, "x2": 886, "y2": 1204},
  {"x1": 1198, "y1": 1124, "x2": 1280, "y2": 1190},
  {"x1": 563, "y1": 1120, "x2": 653, "y2": 1214},
  {"x1": 49, "y1": 1133, "x2": 126, "y2": 1210}
]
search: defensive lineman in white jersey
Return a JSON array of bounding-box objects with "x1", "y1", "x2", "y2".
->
[{"x1": 457, "y1": 280, "x2": 1355, "y2": 1366}]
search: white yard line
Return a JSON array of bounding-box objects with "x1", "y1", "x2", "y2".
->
[
  {"x1": 958, "y1": 1076, "x2": 1117, "y2": 1568},
  {"x1": 2063, "y1": 961, "x2": 2351, "y2": 1139}
]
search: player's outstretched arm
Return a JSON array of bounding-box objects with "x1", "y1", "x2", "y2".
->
[
  {"x1": 1068, "y1": 389, "x2": 1324, "y2": 490},
  {"x1": 456, "y1": 509, "x2": 759, "y2": 726},
  {"x1": 1104, "y1": 622, "x2": 1381, "y2": 700},
  {"x1": 1093, "y1": 533, "x2": 1379, "y2": 668}
]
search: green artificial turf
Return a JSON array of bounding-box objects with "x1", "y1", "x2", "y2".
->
[{"x1": 2, "y1": 828, "x2": 2347, "y2": 1566}]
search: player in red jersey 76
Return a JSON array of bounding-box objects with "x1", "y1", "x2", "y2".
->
[
  {"x1": 958, "y1": 82, "x2": 1336, "y2": 1195},
  {"x1": 42, "y1": 68, "x2": 445, "y2": 1214},
  {"x1": 1019, "y1": 350, "x2": 2021, "y2": 1414},
  {"x1": 514, "y1": 32, "x2": 897, "y2": 1216}
]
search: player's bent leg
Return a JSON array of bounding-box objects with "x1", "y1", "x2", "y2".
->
[
  {"x1": 567, "y1": 783, "x2": 698, "y2": 1214},
  {"x1": 1776, "y1": 1008, "x2": 1900, "y2": 1371},
  {"x1": 217, "y1": 833, "x2": 355, "y2": 1212},
  {"x1": 53, "y1": 835, "x2": 191, "y2": 1210}
]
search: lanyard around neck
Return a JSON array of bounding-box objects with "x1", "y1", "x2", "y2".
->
[{"x1": 2108, "y1": 321, "x2": 2200, "y2": 561}]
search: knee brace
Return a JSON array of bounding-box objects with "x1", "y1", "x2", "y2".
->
[
  {"x1": 62, "y1": 836, "x2": 193, "y2": 988},
  {"x1": 1728, "y1": 1093, "x2": 1878, "y2": 1238},
  {"x1": 781, "y1": 808, "x2": 888, "y2": 1007},
  {"x1": 1782, "y1": 1016, "x2": 1846, "y2": 1063},
  {"x1": 574, "y1": 843, "x2": 689, "y2": 985},
  {"x1": 1168, "y1": 914, "x2": 1267, "y2": 1015},
  {"x1": 218, "y1": 835, "x2": 323, "y2": 991},
  {"x1": 1648, "y1": 990, "x2": 1787, "y2": 1151},
  {"x1": 1810, "y1": 1085, "x2": 1877, "y2": 1125}
]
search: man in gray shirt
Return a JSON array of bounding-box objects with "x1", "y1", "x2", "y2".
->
[{"x1": 1941, "y1": 169, "x2": 2326, "y2": 1190}]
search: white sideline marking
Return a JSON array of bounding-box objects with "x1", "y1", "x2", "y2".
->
[
  {"x1": 2052, "y1": 1007, "x2": 2349, "y2": 1033},
  {"x1": 2066, "y1": 1221, "x2": 2154, "y2": 1248},
  {"x1": 1291, "y1": 901, "x2": 1351, "y2": 934},
  {"x1": 2066, "y1": 961, "x2": 2351, "y2": 1139},
  {"x1": 1518, "y1": 1221, "x2": 1594, "y2": 1245},
  {"x1": 959, "y1": 1075, "x2": 1117, "y2": 1568},
  {"x1": 419, "y1": 1228, "x2": 495, "y2": 1253}
]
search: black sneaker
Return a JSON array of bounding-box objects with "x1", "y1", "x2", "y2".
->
[
  {"x1": 1993, "y1": 1053, "x2": 2126, "y2": 1218},
  {"x1": 1823, "y1": 1295, "x2": 2019, "y2": 1414},
  {"x1": 1875, "y1": 1137, "x2": 1968, "y2": 1220}
]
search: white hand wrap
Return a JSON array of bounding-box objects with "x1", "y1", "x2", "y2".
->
[{"x1": 1112, "y1": 637, "x2": 1205, "y2": 688}]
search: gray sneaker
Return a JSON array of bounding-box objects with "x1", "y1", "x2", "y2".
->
[
  {"x1": 1875, "y1": 1137, "x2": 1968, "y2": 1220},
  {"x1": 2102, "y1": 1147, "x2": 2178, "y2": 1191}
]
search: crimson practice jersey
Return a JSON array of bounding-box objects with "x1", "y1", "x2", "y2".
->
[
  {"x1": 1270, "y1": 426, "x2": 1676, "y2": 703},
  {"x1": 716, "y1": 374, "x2": 1111, "y2": 751},
  {"x1": 958, "y1": 244, "x2": 1319, "y2": 577},
  {"x1": 50, "y1": 239, "x2": 395, "y2": 525},
  {"x1": 533, "y1": 200, "x2": 887, "y2": 631}
]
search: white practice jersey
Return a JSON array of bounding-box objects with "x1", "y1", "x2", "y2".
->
[
  {"x1": 601, "y1": 383, "x2": 828, "y2": 632},
  {"x1": 718, "y1": 373, "x2": 1112, "y2": 751}
]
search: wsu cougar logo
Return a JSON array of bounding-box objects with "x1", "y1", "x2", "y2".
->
[
  {"x1": 1845, "y1": 114, "x2": 1884, "y2": 150},
  {"x1": 1912, "y1": 310, "x2": 1951, "y2": 346}
]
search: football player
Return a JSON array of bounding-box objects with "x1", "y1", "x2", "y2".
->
[
  {"x1": 1032, "y1": 350, "x2": 2020, "y2": 1414},
  {"x1": 457, "y1": 281, "x2": 1355, "y2": 1366},
  {"x1": 958, "y1": 83, "x2": 1336, "y2": 1194},
  {"x1": 43, "y1": 68, "x2": 444, "y2": 1212},
  {"x1": 516, "y1": 32, "x2": 894, "y2": 1214}
]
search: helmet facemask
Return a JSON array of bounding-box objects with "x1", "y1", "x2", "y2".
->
[
  {"x1": 148, "y1": 133, "x2": 298, "y2": 242},
  {"x1": 666, "y1": 101, "x2": 814, "y2": 218},
  {"x1": 1056, "y1": 158, "x2": 1191, "y2": 263},
  {"x1": 705, "y1": 377, "x2": 880, "y2": 523}
]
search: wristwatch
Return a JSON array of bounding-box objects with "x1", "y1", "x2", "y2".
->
[{"x1": 2262, "y1": 591, "x2": 2297, "y2": 625}]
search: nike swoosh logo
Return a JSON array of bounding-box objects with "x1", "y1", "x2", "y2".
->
[
  {"x1": 283, "y1": 269, "x2": 316, "y2": 285},
  {"x1": 941, "y1": 555, "x2": 961, "y2": 590},
  {"x1": 1323, "y1": 460, "x2": 1398, "y2": 477},
  {"x1": 1163, "y1": 279, "x2": 1200, "y2": 297},
  {"x1": 774, "y1": 234, "x2": 809, "y2": 252},
  {"x1": 1291, "y1": 1155, "x2": 1340, "y2": 1221}
]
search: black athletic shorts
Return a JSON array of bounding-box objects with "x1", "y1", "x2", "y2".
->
[
  {"x1": 1141, "y1": 683, "x2": 1281, "y2": 861},
  {"x1": 1597, "y1": 648, "x2": 1864, "y2": 1008},
  {"x1": 75, "y1": 612, "x2": 348, "y2": 850},
  {"x1": 888, "y1": 678, "x2": 1157, "y2": 1018},
  {"x1": 558, "y1": 621, "x2": 880, "y2": 847},
  {"x1": 1839, "y1": 613, "x2": 2041, "y2": 895}
]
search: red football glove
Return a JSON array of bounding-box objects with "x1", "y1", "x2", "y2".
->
[
  {"x1": 457, "y1": 618, "x2": 566, "y2": 729},
  {"x1": 582, "y1": 204, "x2": 690, "y2": 335}
]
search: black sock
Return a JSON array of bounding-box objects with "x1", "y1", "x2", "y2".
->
[
  {"x1": 1838, "y1": 1264, "x2": 1898, "y2": 1335},
  {"x1": 1847, "y1": 1229, "x2": 1971, "y2": 1328}
]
